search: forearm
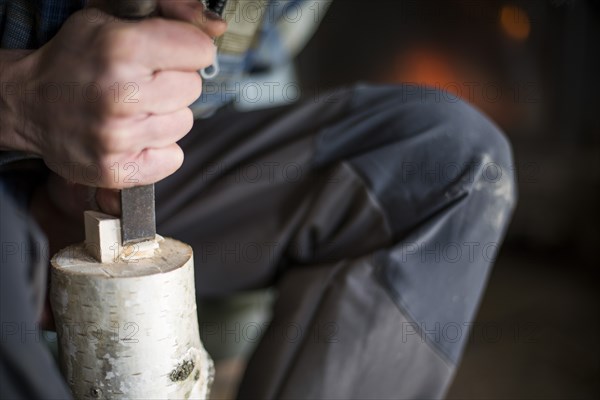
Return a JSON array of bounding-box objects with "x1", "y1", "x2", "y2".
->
[{"x1": 0, "y1": 49, "x2": 39, "y2": 153}]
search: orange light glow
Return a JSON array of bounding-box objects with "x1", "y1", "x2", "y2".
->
[
  {"x1": 393, "y1": 49, "x2": 460, "y2": 95},
  {"x1": 500, "y1": 5, "x2": 531, "y2": 41}
]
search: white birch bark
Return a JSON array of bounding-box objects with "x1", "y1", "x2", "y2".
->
[{"x1": 50, "y1": 238, "x2": 213, "y2": 399}]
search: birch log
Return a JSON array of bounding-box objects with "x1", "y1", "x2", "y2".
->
[{"x1": 50, "y1": 238, "x2": 213, "y2": 399}]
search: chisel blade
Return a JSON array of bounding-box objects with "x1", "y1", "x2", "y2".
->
[{"x1": 121, "y1": 185, "x2": 156, "y2": 244}]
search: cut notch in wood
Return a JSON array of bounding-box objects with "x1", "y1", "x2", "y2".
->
[{"x1": 84, "y1": 211, "x2": 159, "y2": 263}]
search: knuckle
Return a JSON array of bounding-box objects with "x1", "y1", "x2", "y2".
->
[
  {"x1": 95, "y1": 26, "x2": 142, "y2": 74},
  {"x1": 97, "y1": 89, "x2": 121, "y2": 117},
  {"x1": 192, "y1": 33, "x2": 215, "y2": 67},
  {"x1": 96, "y1": 78, "x2": 136, "y2": 117},
  {"x1": 96, "y1": 125, "x2": 126, "y2": 153},
  {"x1": 99, "y1": 25, "x2": 139, "y2": 57}
]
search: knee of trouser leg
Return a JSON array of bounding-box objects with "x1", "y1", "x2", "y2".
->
[
  {"x1": 444, "y1": 95, "x2": 518, "y2": 215},
  {"x1": 351, "y1": 84, "x2": 517, "y2": 214},
  {"x1": 362, "y1": 84, "x2": 513, "y2": 161},
  {"x1": 407, "y1": 86, "x2": 519, "y2": 223},
  {"x1": 426, "y1": 88, "x2": 518, "y2": 217}
]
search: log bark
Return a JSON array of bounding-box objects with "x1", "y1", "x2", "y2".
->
[{"x1": 50, "y1": 238, "x2": 213, "y2": 399}]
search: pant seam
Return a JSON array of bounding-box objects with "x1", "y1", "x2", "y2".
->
[
  {"x1": 372, "y1": 255, "x2": 456, "y2": 368},
  {"x1": 271, "y1": 259, "x2": 352, "y2": 399},
  {"x1": 340, "y1": 160, "x2": 395, "y2": 242}
]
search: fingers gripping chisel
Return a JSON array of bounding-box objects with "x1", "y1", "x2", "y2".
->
[
  {"x1": 107, "y1": 0, "x2": 159, "y2": 246},
  {"x1": 113, "y1": 0, "x2": 225, "y2": 245}
]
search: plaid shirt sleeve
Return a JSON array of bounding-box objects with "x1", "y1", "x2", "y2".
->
[{"x1": 0, "y1": 0, "x2": 86, "y2": 49}]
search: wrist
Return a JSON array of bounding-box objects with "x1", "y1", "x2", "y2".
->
[{"x1": 0, "y1": 50, "x2": 40, "y2": 154}]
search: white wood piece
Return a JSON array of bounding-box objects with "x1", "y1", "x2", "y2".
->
[
  {"x1": 50, "y1": 238, "x2": 214, "y2": 399},
  {"x1": 84, "y1": 211, "x2": 121, "y2": 263}
]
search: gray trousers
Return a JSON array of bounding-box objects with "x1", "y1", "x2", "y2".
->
[{"x1": 1, "y1": 84, "x2": 516, "y2": 399}]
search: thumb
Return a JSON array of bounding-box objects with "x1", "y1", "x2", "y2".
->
[
  {"x1": 158, "y1": 0, "x2": 227, "y2": 38},
  {"x1": 96, "y1": 188, "x2": 121, "y2": 216}
]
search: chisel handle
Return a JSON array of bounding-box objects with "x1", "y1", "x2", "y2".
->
[{"x1": 106, "y1": 0, "x2": 158, "y2": 18}]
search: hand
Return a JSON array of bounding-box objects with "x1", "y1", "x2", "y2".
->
[{"x1": 1, "y1": 0, "x2": 226, "y2": 189}]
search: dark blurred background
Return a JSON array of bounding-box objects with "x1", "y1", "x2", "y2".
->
[{"x1": 294, "y1": 0, "x2": 600, "y2": 398}]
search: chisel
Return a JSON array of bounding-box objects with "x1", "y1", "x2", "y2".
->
[
  {"x1": 113, "y1": 0, "x2": 226, "y2": 245},
  {"x1": 105, "y1": 0, "x2": 159, "y2": 245}
]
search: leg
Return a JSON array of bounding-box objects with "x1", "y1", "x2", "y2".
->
[
  {"x1": 0, "y1": 180, "x2": 72, "y2": 399},
  {"x1": 155, "y1": 84, "x2": 516, "y2": 398}
]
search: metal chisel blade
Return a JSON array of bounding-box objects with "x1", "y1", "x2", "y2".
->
[{"x1": 121, "y1": 185, "x2": 156, "y2": 244}]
